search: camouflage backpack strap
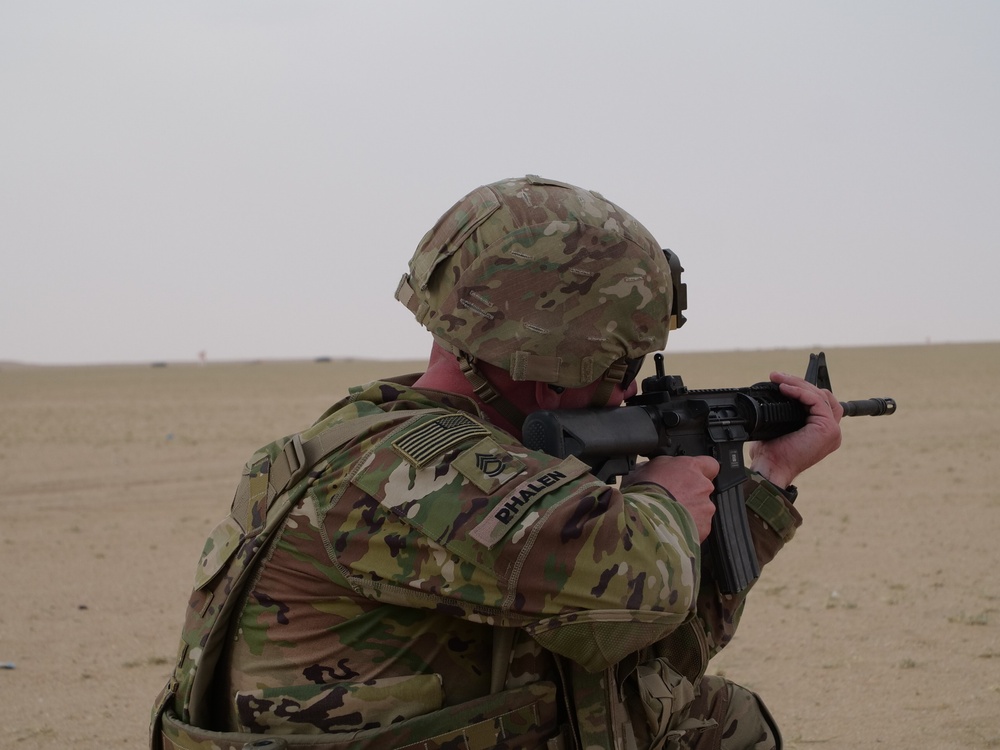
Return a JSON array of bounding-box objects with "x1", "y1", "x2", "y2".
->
[{"x1": 151, "y1": 407, "x2": 448, "y2": 749}]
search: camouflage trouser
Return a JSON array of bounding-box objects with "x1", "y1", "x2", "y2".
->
[{"x1": 628, "y1": 660, "x2": 781, "y2": 750}]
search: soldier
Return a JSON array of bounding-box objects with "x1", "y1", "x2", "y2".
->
[{"x1": 152, "y1": 175, "x2": 842, "y2": 749}]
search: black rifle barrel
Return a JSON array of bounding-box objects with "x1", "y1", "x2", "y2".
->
[{"x1": 840, "y1": 398, "x2": 896, "y2": 417}]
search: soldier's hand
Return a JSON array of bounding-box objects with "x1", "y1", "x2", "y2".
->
[
  {"x1": 624, "y1": 455, "x2": 719, "y2": 542},
  {"x1": 749, "y1": 371, "x2": 843, "y2": 489}
]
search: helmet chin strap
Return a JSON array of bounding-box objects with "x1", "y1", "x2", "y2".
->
[
  {"x1": 590, "y1": 359, "x2": 627, "y2": 408},
  {"x1": 455, "y1": 352, "x2": 529, "y2": 430},
  {"x1": 450, "y1": 344, "x2": 629, "y2": 431}
]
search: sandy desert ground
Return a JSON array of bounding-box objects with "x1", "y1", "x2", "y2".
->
[{"x1": 1, "y1": 343, "x2": 998, "y2": 749}]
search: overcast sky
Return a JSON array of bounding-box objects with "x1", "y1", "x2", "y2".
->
[{"x1": 2, "y1": 2, "x2": 997, "y2": 365}]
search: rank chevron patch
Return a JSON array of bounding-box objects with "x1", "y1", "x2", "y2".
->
[{"x1": 453, "y1": 437, "x2": 526, "y2": 493}]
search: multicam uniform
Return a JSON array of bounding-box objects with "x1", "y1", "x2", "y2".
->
[{"x1": 153, "y1": 375, "x2": 801, "y2": 750}]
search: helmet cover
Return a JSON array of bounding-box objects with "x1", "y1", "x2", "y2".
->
[{"x1": 396, "y1": 175, "x2": 674, "y2": 388}]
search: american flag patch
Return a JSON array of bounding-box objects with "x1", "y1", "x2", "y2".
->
[{"x1": 391, "y1": 414, "x2": 489, "y2": 467}]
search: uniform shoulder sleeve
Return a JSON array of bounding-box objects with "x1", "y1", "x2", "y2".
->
[
  {"x1": 337, "y1": 411, "x2": 701, "y2": 669},
  {"x1": 351, "y1": 411, "x2": 588, "y2": 565}
]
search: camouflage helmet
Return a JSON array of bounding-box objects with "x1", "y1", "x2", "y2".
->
[{"x1": 396, "y1": 175, "x2": 679, "y2": 389}]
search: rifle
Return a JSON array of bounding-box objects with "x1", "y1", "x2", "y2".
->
[{"x1": 522, "y1": 352, "x2": 896, "y2": 596}]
